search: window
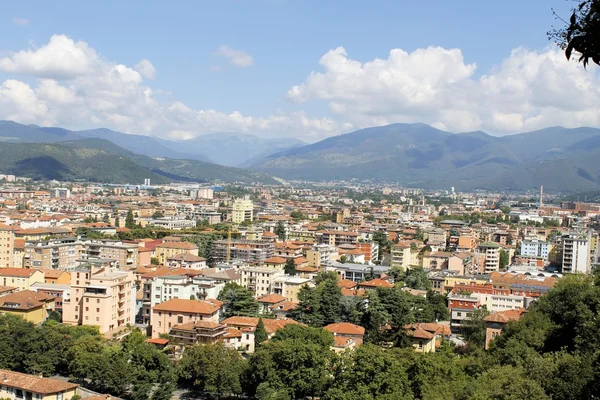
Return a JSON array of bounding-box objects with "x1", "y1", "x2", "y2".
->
[
  {"x1": 97, "y1": 299, "x2": 100, "y2": 303},
  {"x1": 96, "y1": 308, "x2": 100, "y2": 312},
  {"x1": 86, "y1": 298, "x2": 89, "y2": 303},
  {"x1": 85, "y1": 307, "x2": 89, "y2": 311},
  {"x1": 178, "y1": 316, "x2": 183, "y2": 323}
]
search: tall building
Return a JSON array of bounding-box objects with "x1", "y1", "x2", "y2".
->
[
  {"x1": 0, "y1": 224, "x2": 16, "y2": 267},
  {"x1": 63, "y1": 261, "x2": 136, "y2": 334},
  {"x1": 211, "y1": 239, "x2": 274, "y2": 263},
  {"x1": 562, "y1": 234, "x2": 590, "y2": 274},
  {"x1": 232, "y1": 196, "x2": 253, "y2": 224},
  {"x1": 520, "y1": 239, "x2": 551, "y2": 260},
  {"x1": 476, "y1": 242, "x2": 500, "y2": 273}
]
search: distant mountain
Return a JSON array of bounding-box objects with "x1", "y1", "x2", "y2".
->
[
  {"x1": 160, "y1": 133, "x2": 306, "y2": 167},
  {"x1": 249, "y1": 123, "x2": 600, "y2": 192},
  {"x1": 59, "y1": 138, "x2": 280, "y2": 184}
]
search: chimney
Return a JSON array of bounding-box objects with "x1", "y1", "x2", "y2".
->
[{"x1": 3, "y1": 374, "x2": 7, "y2": 382}]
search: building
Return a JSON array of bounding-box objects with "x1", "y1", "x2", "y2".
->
[
  {"x1": 166, "y1": 253, "x2": 207, "y2": 269},
  {"x1": 476, "y1": 242, "x2": 500, "y2": 273},
  {"x1": 315, "y1": 230, "x2": 360, "y2": 246},
  {"x1": 169, "y1": 320, "x2": 227, "y2": 345},
  {"x1": 40, "y1": 269, "x2": 71, "y2": 285},
  {"x1": 24, "y1": 238, "x2": 82, "y2": 270},
  {"x1": 562, "y1": 234, "x2": 590, "y2": 274},
  {"x1": 232, "y1": 197, "x2": 254, "y2": 224},
  {"x1": 448, "y1": 293, "x2": 481, "y2": 332},
  {"x1": 0, "y1": 224, "x2": 15, "y2": 267},
  {"x1": 85, "y1": 240, "x2": 140, "y2": 270},
  {"x1": 329, "y1": 262, "x2": 390, "y2": 283},
  {"x1": 0, "y1": 268, "x2": 45, "y2": 291},
  {"x1": 155, "y1": 241, "x2": 199, "y2": 265},
  {"x1": 212, "y1": 239, "x2": 274, "y2": 264},
  {"x1": 0, "y1": 290, "x2": 56, "y2": 324},
  {"x1": 151, "y1": 298, "x2": 222, "y2": 338},
  {"x1": 150, "y1": 275, "x2": 224, "y2": 307},
  {"x1": 239, "y1": 266, "x2": 284, "y2": 297},
  {"x1": 0, "y1": 369, "x2": 78, "y2": 400},
  {"x1": 30, "y1": 283, "x2": 70, "y2": 313},
  {"x1": 324, "y1": 322, "x2": 365, "y2": 347},
  {"x1": 62, "y1": 263, "x2": 136, "y2": 334},
  {"x1": 148, "y1": 219, "x2": 196, "y2": 230},
  {"x1": 483, "y1": 309, "x2": 527, "y2": 349},
  {"x1": 520, "y1": 239, "x2": 551, "y2": 260},
  {"x1": 222, "y1": 316, "x2": 299, "y2": 353}
]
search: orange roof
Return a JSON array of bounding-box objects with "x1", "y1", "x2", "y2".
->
[
  {"x1": 338, "y1": 279, "x2": 357, "y2": 289},
  {"x1": 222, "y1": 316, "x2": 300, "y2": 334},
  {"x1": 324, "y1": 322, "x2": 365, "y2": 336},
  {"x1": 146, "y1": 338, "x2": 169, "y2": 345},
  {"x1": 0, "y1": 268, "x2": 41, "y2": 278},
  {"x1": 405, "y1": 322, "x2": 451, "y2": 336},
  {"x1": 403, "y1": 325, "x2": 435, "y2": 340},
  {"x1": 269, "y1": 301, "x2": 298, "y2": 312},
  {"x1": 13, "y1": 239, "x2": 25, "y2": 250},
  {"x1": 333, "y1": 336, "x2": 355, "y2": 348},
  {"x1": 224, "y1": 328, "x2": 242, "y2": 338},
  {"x1": 484, "y1": 308, "x2": 527, "y2": 323},
  {"x1": 264, "y1": 257, "x2": 287, "y2": 264},
  {"x1": 152, "y1": 299, "x2": 220, "y2": 315},
  {"x1": 0, "y1": 369, "x2": 78, "y2": 394},
  {"x1": 341, "y1": 287, "x2": 366, "y2": 297},
  {"x1": 257, "y1": 294, "x2": 286, "y2": 304},
  {"x1": 358, "y1": 278, "x2": 394, "y2": 288},
  {"x1": 39, "y1": 269, "x2": 69, "y2": 279},
  {"x1": 0, "y1": 290, "x2": 55, "y2": 310},
  {"x1": 262, "y1": 231, "x2": 277, "y2": 237}
]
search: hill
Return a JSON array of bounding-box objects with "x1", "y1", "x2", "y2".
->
[
  {"x1": 249, "y1": 123, "x2": 600, "y2": 192},
  {"x1": 0, "y1": 139, "x2": 279, "y2": 184}
]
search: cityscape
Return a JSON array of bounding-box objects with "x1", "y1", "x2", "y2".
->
[{"x1": 0, "y1": 1, "x2": 599, "y2": 400}]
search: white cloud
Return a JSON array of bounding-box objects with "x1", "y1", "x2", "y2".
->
[
  {"x1": 134, "y1": 59, "x2": 156, "y2": 80},
  {"x1": 0, "y1": 34, "x2": 100, "y2": 79},
  {"x1": 13, "y1": 17, "x2": 29, "y2": 26},
  {"x1": 0, "y1": 35, "x2": 336, "y2": 141},
  {"x1": 214, "y1": 45, "x2": 254, "y2": 68},
  {"x1": 288, "y1": 46, "x2": 600, "y2": 134}
]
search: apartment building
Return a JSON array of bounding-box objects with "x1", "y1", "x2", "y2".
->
[
  {"x1": 85, "y1": 240, "x2": 139, "y2": 270},
  {"x1": 150, "y1": 275, "x2": 225, "y2": 307},
  {"x1": 232, "y1": 196, "x2": 254, "y2": 224},
  {"x1": 151, "y1": 298, "x2": 222, "y2": 338},
  {"x1": 315, "y1": 230, "x2": 360, "y2": 246},
  {"x1": 0, "y1": 268, "x2": 44, "y2": 290},
  {"x1": 24, "y1": 238, "x2": 83, "y2": 269},
  {"x1": 211, "y1": 239, "x2": 274, "y2": 264},
  {"x1": 239, "y1": 265, "x2": 284, "y2": 297},
  {"x1": 476, "y1": 242, "x2": 500, "y2": 273},
  {"x1": 155, "y1": 241, "x2": 199, "y2": 264},
  {"x1": 0, "y1": 224, "x2": 16, "y2": 267},
  {"x1": 62, "y1": 262, "x2": 136, "y2": 334},
  {"x1": 520, "y1": 239, "x2": 551, "y2": 260},
  {"x1": 562, "y1": 234, "x2": 590, "y2": 274}
]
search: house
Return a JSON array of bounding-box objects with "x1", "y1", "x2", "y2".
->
[
  {"x1": 483, "y1": 309, "x2": 526, "y2": 349},
  {"x1": 358, "y1": 278, "x2": 394, "y2": 290},
  {"x1": 155, "y1": 242, "x2": 199, "y2": 265},
  {"x1": 269, "y1": 300, "x2": 297, "y2": 319},
  {"x1": 0, "y1": 268, "x2": 45, "y2": 291},
  {"x1": 257, "y1": 293, "x2": 286, "y2": 314},
  {"x1": 324, "y1": 322, "x2": 365, "y2": 348},
  {"x1": 0, "y1": 290, "x2": 56, "y2": 324},
  {"x1": 166, "y1": 253, "x2": 207, "y2": 269},
  {"x1": 39, "y1": 269, "x2": 71, "y2": 285},
  {"x1": 403, "y1": 324, "x2": 436, "y2": 353},
  {"x1": 151, "y1": 298, "x2": 222, "y2": 338},
  {"x1": 0, "y1": 369, "x2": 78, "y2": 400},
  {"x1": 168, "y1": 320, "x2": 227, "y2": 345},
  {"x1": 222, "y1": 316, "x2": 299, "y2": 353}
]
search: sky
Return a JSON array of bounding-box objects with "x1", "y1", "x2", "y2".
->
[{"x1": 0, "y1": 0, "x2": 596, "y2": 142}]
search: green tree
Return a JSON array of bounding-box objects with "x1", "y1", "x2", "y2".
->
[
  {"x1": 115, "y1": 214, "x2": 120, "y2": 227},
  {"x1": 548, "y1": 0, "x2": 600, "y2": 68},
  {"x1": 218, "y1": 282, "x2": 259, "y2": 317},
  {"x1": 500, "y1": 249, "x2": 510, "y2": 269},
  {"x1": 467, "y1": 365, "x2": 549, "y2": 400},
  {"x1": 177, "y1": 343, "x2": 246, "y2": 396},
  {"x1": 288, "y1": 285, "x2": 323, "y2": 327},
  {"x1": 151, "y1": 211, "x2": 164, "y2": 219},
  {"x1": 403, "y1": 267, "x2": 432, "y2": 290},
  {"x1": 290, "y1": 210, "x2": 305, "y2": 220},
  {"x1": 125, "y1": 209, "x2": 136, "y2": 229},
  {"x1": 318, "y1": 278, "x2": 342, "y2": 325},
  {"x1": 274, "y1": 222, "x2": 286, "y2": 241},
  {"x1": 284, "y1": 258, "x2": 296, "y2": 275},
  {"x1": 315, "y1": 270, "x2": 339, "y2": 285},
  {"x1": 461, "y1": 307, "x2": 490, "y2": 348},
  {"x1": 255, "y1": 318, "x2": 268, "y2": 347}
]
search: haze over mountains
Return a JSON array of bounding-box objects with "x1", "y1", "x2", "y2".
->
[{"x1": 3, "y1": 120, "x2": 600, "y2": 192}]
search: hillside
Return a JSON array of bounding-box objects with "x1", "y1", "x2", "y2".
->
[
  {"x1": 0, "y1": 142, "x2": 170, "y2": 184},
  {"x1": 59, "y1": 139, "x2": 280, "y2": 184},
  {"x1": 249, "y1": 123, "x2": 600, "y2": 192}
]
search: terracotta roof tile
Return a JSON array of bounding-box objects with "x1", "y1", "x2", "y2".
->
[
  {"x1": 325, "y1": 322, "x2": 365, "y2": 336},
  {"x1": 0, "y1": 369, "x2": 78, "y2": 394},
  {"x1": 152, "y1": 299, "x2": 220, "y2": 315}
]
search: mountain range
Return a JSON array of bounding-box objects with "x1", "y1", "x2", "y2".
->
[
  {"x1": 248, "y1": 123, "x2": 600, "y2": 192},
  {"x1": 2, "y1": 120, "x2": 600, "y2": 191}
]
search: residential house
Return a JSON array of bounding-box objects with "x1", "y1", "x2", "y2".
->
[
  {"x1": 151, "y1": 298, "x2": 222, "y2": 338},
  {"x1": 0, "y1": 369, "x2": 78, "y2": 400},
  {"x1": 155, "y1": 242, "x2": 199, "y2": 265},
  {"x1": 0, "y1": 268, "x2": 44, "y2": 291},
  {"x1": 0, "y1": 290, "x2": 55, "y2": 324},
  {"x1": 324, "y1": 322, "x2": 365, "y2": 350},
  {"x1": 483, "y1": 309, "x2": 527, "y2": 349}
]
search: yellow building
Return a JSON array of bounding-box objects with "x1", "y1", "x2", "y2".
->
[
  {"x1": 0, "y1": 224, "x2": 16, "y2": 267},
  {"x1": 39, "y1": 269, "x2": 71, "y2": 285},
  {"x1": 0, "y1": 290, "x2": 56, "y2": 324},
  {"x1": 282, "y1": 277, "x2": 313, "y2": 303},
  {"x1": 0, "y1": 268, "x2": 45, "y2": 291},
  {"x1": 263, "y1": 256, "x2": 287, "y2": 269},
  {"x1": 63, "y1": 263, "x2": 136, "y2": 334},
  {"x1": 232, "y1": 197, "x2": 254, "y2": 224},
  {"x1": 155, "y1": 241, "x2": 199, "y2": 265},
  {"x1": 0, "y1": 369, "x2": 78, "y2": 400},
  {"x1": 12, "y1": 239, "x2": 25, "y2": 268},
  {"x1": 404, "y1": 325, "x2": 436, "y2": 353}
]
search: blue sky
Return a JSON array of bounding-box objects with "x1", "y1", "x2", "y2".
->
[{"x1": 0, "y1": 0, "x2": 592, "y2": 142}]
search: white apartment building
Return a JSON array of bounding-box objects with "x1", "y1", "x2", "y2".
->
[
  {"x1": 476, "y1": 242, "x2": 500, "y2": 273},
  {"x1": 150, "y1": 275, "x2": 224, "y2": 307},
  {"x1": 239, "y1": 266, "x2": 284, "y2": 297},
  {"x1": 520, "y1": 239, "x2": 551, "y2": 260},
  {"x1": 562, "y1": 234, "x2": 590, "y2": 274}
]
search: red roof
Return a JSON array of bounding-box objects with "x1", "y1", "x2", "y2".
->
[
  {"x1": 146, "y1": 338, "x2": 169, "y2": 345},
  {"x1": 358, "y1": 278, "x2": 393, "y2": 288},
  {"x1": 325, "y1": 322, "x2": 365, "y2": 336}
]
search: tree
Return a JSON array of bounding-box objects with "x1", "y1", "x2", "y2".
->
[
  {"x1": 318, "y1": 278, "x2": 342, "y2": 325},
  {"x1": 315, "y1": 270, "x2": 338, "y2": 285},
  {"x1": 461, "y1": 307, "x2": 490, "y2": 348},
  {"x1": 290, "y1": 210, "x2": 305, "y2": 220},
  {"x1": 548, "y1": 0, "x2": 600, "y2": 68},
  {"x1": 150, "y1": 257, "x2": 159, "y2": 265},
  {"x1": 218, "y1": 282, "x2": 259, "y2": 317},
  {"x1": 125, "y1": 209, "x2": 136, "y2": 229},
  {"x1": 284, "y1": 258, "x2": 296, "y2": 275},
  {"x1": 151, "y1": 211, "x2": 164, "y2": 219},
  {"x1": 255, "y1": 318, "x2": 268, "y2": 347},
  {"x1": 403, "y1": 267, "x2": 432, "y2": 291},
  {"x1": 114, "y1": 214, "x2": 120, "y2": 227},
  {"x1": 288, "y1": 285, "x2": 323, "y2": 327},
  {"x1": 274, "y1": 222, "x2": 286, "y2": 241},
  {"x1": 177, "y1": 343, "x2": 246, "y2": 396},
  {"x1": 372, "y1": 230, "x2": 389, "y2": 260},
  {"x1": 500, "y1": 249, "x2": 510, "y2": 269}
]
